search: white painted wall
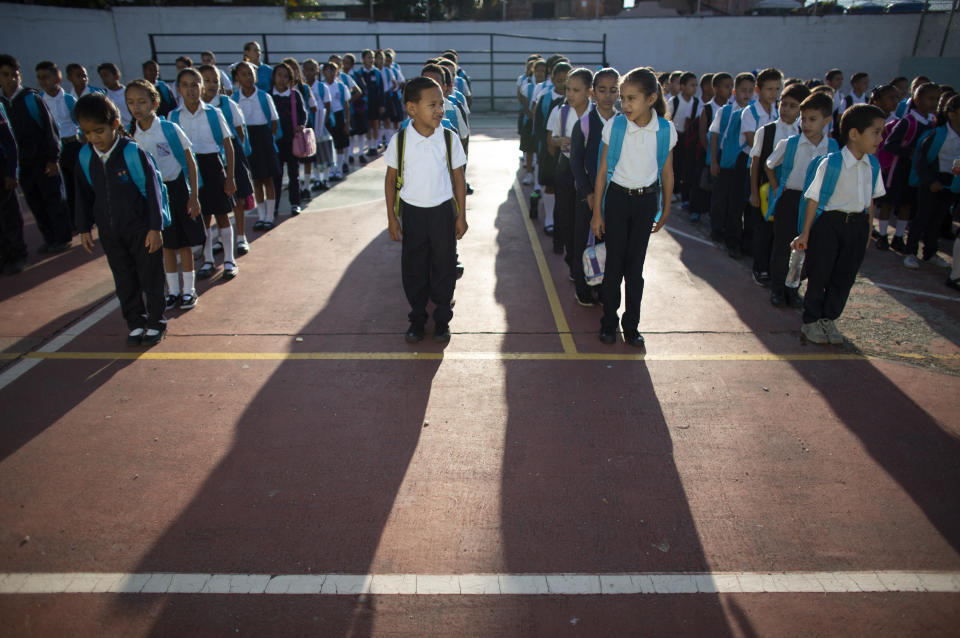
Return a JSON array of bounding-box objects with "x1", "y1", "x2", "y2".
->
[{"x1": 1, "y1": 2, "x2": 956, "y2": 111}]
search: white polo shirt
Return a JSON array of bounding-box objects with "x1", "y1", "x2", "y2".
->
[
  {"x1": 668, "y1": 95, "x2": 697, "y2": 133},
  {"x1": 547, "y1": 103, "x2": 589, "y2": 159},
  {"x1": 41, "y1": 87, "x2": 78, "y2": 138},
  {"x1": 309, "y1": 80, "x2": 328, "y2": 129},
  {"x1": 749, "y1": 119, "x2": 798, "y2": 159},
  {"x1": 217, "y1": 67, "x2": 233, "y2": 95},
  {"x1": 385, "y1": 124, "x2": 467, "y2": 208},
  {"x1": 172, "y1": 104, "x2": 233, "y2": 155},
  {"x1": 105, "y1": 85, "x2": 132, "y2": 128},
  {"x1": 601, "y1": 115, "x2": 677, "y2": 189},
  {"x1": 938, "y1": 124, "x2": 960, "y2": 174},
  {"x1": 324, "y1": 79, "x2": 349, "y2": 114},
  {"x1": 766, "y1": 132, "x2": 831, "y2": 191},
  {"x1": 133, "y1": 117, "x2": 192, "y2": 182},
  {"x1": 846, "y1": 91, "x2": 867, "y2": 107},
  {"x1": 740, "y1": 102, "x2": 776, "y2": 136},
  {"x1": 68, "y1": 85, "x2": 99, "y2": 100},
  {"x1": 236, "y1": 88, "x2": 278, "y2": 126},
  {"x1": 203, "y1": 95, "x2": 246, "y2": 134},
  {"x1": 803, "y1": 146, "x2": 885, "y2": 213}
]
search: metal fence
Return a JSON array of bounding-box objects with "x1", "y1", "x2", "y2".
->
[{"x1": 148, "y1": 31, "x2": 607, "y2": 111}]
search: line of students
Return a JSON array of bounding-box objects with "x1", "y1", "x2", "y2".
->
[{"x1": 517, "y1": 57, "x2": 958, "y2": 346}]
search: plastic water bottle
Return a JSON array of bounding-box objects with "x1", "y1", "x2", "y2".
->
[{"x1": 786, "y1": 249, "x2": 805, "y2": 289}]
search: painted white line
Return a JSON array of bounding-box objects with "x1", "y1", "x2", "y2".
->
[
  {"x1": 1, "y1": 571, "x2": 958, "y2": 595},
  {"x1": 872, "y1": 282, "x2": 960, "y2": 302},
  {"x1": 0, "y1": 297, "x2": 119, "y2": 392},
  {"x1": 665, "y1": 226, "x2": 716, "y2": 248}
]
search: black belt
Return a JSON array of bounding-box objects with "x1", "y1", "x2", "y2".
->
[
  {"x1": 610, "y1": 181, "x2": 660, "y2": 197},
  {"x1": 823, "y1": 209, "x2": 867, "y2": 223}
]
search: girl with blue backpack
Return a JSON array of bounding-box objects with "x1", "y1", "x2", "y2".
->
[
  {"x1": 126, "y1": 79, "x2": 203, "y2": 312},
  {"x1": 590, "y1": 67, "x2": 676, "y2": 347},
  {"x1": 74, "y1": 93, "x2": 168, "y2": 346},
  {"x1": 792, "y1": 104, "x2": 887, "y2": 345},
  {"x1": 233, "y1": 61, "x2": 281, "y2": 231}
]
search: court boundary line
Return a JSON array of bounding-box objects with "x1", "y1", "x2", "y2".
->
[{"x1": 0, "y1": 570, "x2": 957, "y2": 595}]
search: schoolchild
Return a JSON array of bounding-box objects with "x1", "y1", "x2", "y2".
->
[
  {"x1": 65, "y1": 63, "x2": 105, "y2": 100},
  {"x1": 200, "y1": 64, "x2": 254, "y2": 255},
  {"x1": 825, "y1": 68, "x2": 844, "y2": 135},
  {"x1": 870, "y1": 83, "x2": 900, "y2": 122},
  {"x1": 96, "y1": 62, "x2": 132, "y2": 128},
  {"x1": 358, "y1": 49, "x2": 385, "y2": 158},
  {"x1": 738, "y1": 68, "x2": 782, "y2": 260},
  {"x1": 442, "y1": 50, "x2": 472, "y2": 109},
  {"x1": 74, "y1": 93, "x2": 167, "y2": 346},
  {"x1": 903, "y1": 93, "x2": 960, "y2": 269},
  {"x1": 0, "y1": 97, "x2": 26, "y2": 274},
  {"x1": 547, "y1": 66, "x2": 593, "y2": 277},
  {"x1": 793, "y1": 104, "x2": 886, "y2": 345},
  {"x1": 747, "y1": 80, "x2": 806, "y2": 287},
  {"x1": 667, "y1": 72, "x2": 699, "y2": 208},
  {"x1": 570, "y1": 67, "x2": 619, "y2": 306},
  {"x1": 843, "y1": 72, "x2": 870, "y2": 109},
  {"x1": 126, "y1": 79, "x2": 203, "y2": 310},
  {"x1": 657, "y1": 72, "x2": 670, "y2": 99},
  {"x1": 322, "y1": 62, "x2": 351, "y2": 181},
  {"x1": 591, "y1": 67, "x2": 676, "y2": 347},
  {"x1": 201, "y1": 51, "x2": 233, "y2": 96},
  {"x1": 0, "y1": 54, "x2": 73, "y2": 253},
  {"x1": 280, "y1": 57, "x2": 318, "y2": 201},
  {"x1": 35, "y1": 60, "x2": 83, "y2": 228},
  {"x1": 695, "y1": 72, "x2": 730, "y2": 227},
  {"x1": 533, "y1": 62, "x2": 569, "y2": 236},
  {"x1": 232, "y1": 61, "x2": 281, "y2": 230},
  {"x1": 141, "y1": 60, "x2": 178, "y2": 117},
  {"x1": 518, "y1": 56, "x2": 542, "y2": 185},
  {"x1": 270, "y1": 62, "x2": 309, "y2": 217},
  {"x1": 895, "y1": 75, "x2": 930, "y2": 119},
  {"x1": 437, "y1": 57, "x2": 472, "y2": 195},
  {"x1": 667, "y1": 71, "x2": 682, "y2": 102},
  {"x1": 171, "y1": 68, "x2": 238, "y2": 280},
  {"x1": 385, "y1": 76, "x2": 467, "y2": 344},
  {"x1": 709, "y1": 71, "x2": 755, "y2": 256},
  {"x1": 243, "y1": 41, "x2": 273, "y2": 94},
  {"x1": 891, "y1": 76, "x2": 909, "y2": 103},
  {"x1": 302, "y1": 59, "x2": 335, "y2": 192},
  {"x1": 340, "y1": 53, "x2": 368, "y2": 167},
  {"x1": 384, "y1": 49, "x2": 407, "y2": 132},
  {"x1": 878, "y1": 82, "x2": 940, "y2": 251},
  {"x1": 764, "y1": 91, "x2": 835, "y2": 308}
]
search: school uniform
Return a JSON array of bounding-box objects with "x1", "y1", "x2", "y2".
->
[
  {"x1": 843, "y1": 91, "x2": 867, "y2": 110},
  {"x1": 749, "y1": 117, "x2": 798, "y2": 278},
  {"x1": 0, "y1": 101, "x2": 26, "y2": 269},
  {"x1": 0, "y1": 87, "x2": 73, "y2": 249},
  {"x1": 547, "y1": 103, "x2": 588, "y2": 264},
  {"x1": 882, "y1": 110, "x2": 933, "y2": 209},
  {"x1": 570, "y1": 106, "x2": 615, "y2": 300},
  {"x1": 271, "y1": 88, "x2": 308, "y2": 207},
  {"x1": 323, "y1": 79, "x2": 350, "y2": 152},
  {"x1": 216, "y1": 67, "x2": 234, "y2": 95},
  {"x1": 67, "y1": 85, "x2": 105, "y2": 100},
  {"x1": 384, "y1": 65, "x2": 405, "y2": 124},
  {"x1": 133, "y1": 117, "x2": 205, "y2": 250},
  {"x1": 534, "y1": 89, "x2": 564, "y2": 189},
  {"x1": 737, "y1": 102, "x2": 778, "y2": 255},
  {"x1": 709, "y1": 102, "x2": 748, "y2": 248},
  {"x1": 668, "y1": 95, "x2": 700, "y2": 203},
  {"x1": 255, "y1": 63, "x2": 273, "y2": 93},
  {"x1": 802, "y1": 147, "x2": 885, "y2": 324},
  {"x1": 600, "y1": 115, "x2": 677, "y2": 337},
  {"x1": 104, "y1": 85, "x2": 133, "y2": 128},
  {"x1": 206, "y1": 95, "x2": 254, "y2": 203},
  {"x1": 41, "y1": 87, "x2": 83, "y2": 230},
  {"x1": 309, "y1": 80, "x2": 336, "y2": 170},
  {"x1": 74, "y1": 136, "x2": 165, "y2": 331},
  {"x1": 385, "y1": 124, "x2": 467, "y2": 329},
  {"x1": 235, "y1": 87, "x2": 281, "y2": 181},
  {"x1": 358, "y1": 65, "x2": 384, "y2": 125},
  {"x1": 908, "y1": 124, "x2": 960, "y2": 260},
  {"x1": 690, "y1": 98, "x2": 722, "y2": 217},
  {"x1": 171, "y1": 103, "x2": 235, "y2": 217},
  {"x1": 766, "y1": 131, "x2": 831, "y2": 295}
]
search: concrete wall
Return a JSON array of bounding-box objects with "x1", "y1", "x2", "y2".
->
[{"x1": 2, "y1": 2, "x2": 957, "y2": 110}]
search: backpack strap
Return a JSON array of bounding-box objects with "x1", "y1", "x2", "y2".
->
[
  {"x1": 220, "y1": 95, "x2": 252, "y2": 156},
  {"x1": 122, "y1": 140, "x2": 147, "y2": 199},
  {"x1": 600, "y1": 113, "x2": 628, "y2": 218},
  {"x1": 653, "y1": 115, "x2": 671, "y2": 222},
  {"x1": 78, "y1": 143, "x2": 93, "y2": 186},
  {"x1": 797, "y1": 151, "x2": 842, "y2": 234},
  {"x1": 158, "y1": 119, "x2": 198, "y2": 190},
  {"x1": 559, "y1": 104, "x2": 570, "y2": 137},
  {"x1": 579, "y1": 109, "x2": 592, "y2": 146},
  {"x1": 766, "y1": 133, "x2": 801, "y2": 221},
  {"x1": 719, "y1": 106, "x2": 744, "y2": 168},
  {"x1": 671, "y1": 96, "x2": 679, "y2": 118},
  {"x1": 759, "y1": 121, "x2": 777, "y2": 169},
  {"x1": 24, "y1": 92, "x2": 43, "y2": 129},
  {"x1": 393, "y1": 126, "x2": 406, "y2": 219},
  {"x1": 256, "y1": 89, "x2": 280, "y2": 140},
  {"x1": 63, "y1": 92, "x2": 77, "y2": 123},
  {"x1": 444, "y1": 127, "x2": 459, "y2": 215},
  {"x1": 202, "y1": 103, "x2": 225, "y2": 157}
]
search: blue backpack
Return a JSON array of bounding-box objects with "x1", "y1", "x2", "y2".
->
[
  {"x1": 719, "y1": 103, "x2": 775, "y2": 169},
  {"x1": 798, "y1": 151, "x2": 880, "y2": 234},
  {"x1": 169, "y1": 103, "x2": 225, "y2": 162},
  {"x1": 705, "y1": 103, "x2": 729, "y2": 168},
  {"x1": 600, "y1": 113, "x2": 672, "y2": 220},
  {"x1": 217, "y1": 95, "x2": 251, "y2": 157},
  {"x1": 77, "y1": 140, "x2": 172, "y2": 230},
  {"x1": 765, "y1": 134, "x2": 839, "y2": 221},
  {"x1": 908, "y1": 125, "x2": 960, "y2": 193},
  {"x1": 323, "y1": 82, "x2": 348, "y2": 128}
]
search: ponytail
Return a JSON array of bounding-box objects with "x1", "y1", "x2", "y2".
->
[{"x1": 621, "y1": 67, "x2": 666, "y2": 118}]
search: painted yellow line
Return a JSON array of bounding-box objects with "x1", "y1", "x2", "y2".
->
[
  {"x1": 22, "y1": 350, "x2": 892, "y2": 362},
  {"x1": 512, "y1": 180, "x2": 577, "y2": 355},
  {"x1": 0, "y1": 353, "x2": 22, "y2": 360}
]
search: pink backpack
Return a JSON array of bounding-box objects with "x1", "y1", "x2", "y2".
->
[{"x1": 877, "y1": 112, "x2": 918, "y2": 186}]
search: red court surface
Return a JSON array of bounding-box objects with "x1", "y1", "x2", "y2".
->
[{"x1": 0, "y1": 118, "x2": 959, "y2": 636}]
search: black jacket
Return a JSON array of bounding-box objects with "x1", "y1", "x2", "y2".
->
[
  {"x1": 0, "y1": 87, "x2": 60, "y2": 164},
  {"x1": 570, "y1": 108, "x2": 606, "y2": 196},
  {"x1": 74, "y1": 137, "x2": 163, "y2": 236},
  {"x1": 272, "y1": 90, "x2": 309, "y2": 142},
  {"x1": 0, "y1": 103, "x2": 18, "y2": 180}
]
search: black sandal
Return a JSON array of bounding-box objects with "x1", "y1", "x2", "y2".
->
[{"x1": 197, "y1": 261, "x2": 215, "y2": 279}]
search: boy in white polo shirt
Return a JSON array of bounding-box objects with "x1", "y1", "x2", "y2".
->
[
  {"x1": 385, "y1": 76, "x2": 467, "y2": 344},
  {"x1": 35, "y1": 60, "x2": 82, "y2": 227}
]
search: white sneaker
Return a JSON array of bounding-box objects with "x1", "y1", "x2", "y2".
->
[
  {"x1": 820, "y1": 318, "x2": 844, "y2": 345},
  {"x1": 522, "y1": 172, "x2": 533, "y2": 185},
  {"x1": 928, "y1": 254, "x2": 950, "y2": 268},
  {"x1": 903, "y1": 254, "x2": 921, "y2": 269},
  {"x1": 801, "y1": 321, "x2": 829, "y2": 344}
]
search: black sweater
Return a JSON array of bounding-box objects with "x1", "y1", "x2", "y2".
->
[
  {"x1": 74, "y1": 137, "x2": 163, "y2": 236},
  {"x1": 1, "y1": 87, "x2": 60, "y2": 164}
]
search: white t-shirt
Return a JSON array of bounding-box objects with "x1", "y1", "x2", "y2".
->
[
  {"x1": 601, "y1": 115, "x2": 678, "y2": 189},
  {"x1": 766, "y1": 132, "x2": 831, "y2": 191},
  {"x1": 236, "y1": 88, "x2": 279, "y2": 126},
  {"x1": 309, "y1": 80, "x2": 328, "y2": 129},
  {"x1": 938, "y1": 124, "x2": 960, "y2": 174},
  {"x1": 803, "y1": 146, "x2": 885, "y2": 213},
  {"x1": 172, "y1": 104, "x2": 234, "y2": 155},
  {"x1": 668, "y1": 95, "x2": 697, "y2": 133},
  {"x1": 105, "y1": 85, "x2": 132, "y2": 127},
  {"x1": 749, "y1": 119, "x2": 799, "y2": 159},
  {"x1": 133, "y1": 117, "x2": 192, "y2": 182},
  {"x1": 204, "y1": 95, "x2": 246, "y2": 134},
  {"x1": 740, "y1": 102, "x2": 776, "y2": 136},
  {"x1": 547, "y1": 103, "x2": 589, "y2": 158},
  {"x1": 385, "y1": 124, "x2": 467, "y2": 208},
  {"x1": 324, "y1": 80, "x2": 349, "y2": 114},
  {"x1": 40, "y1": 87, "x2": 78, "y2": 138}
]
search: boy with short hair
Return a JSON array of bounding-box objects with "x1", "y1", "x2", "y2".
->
[
  {"x1": 668, "y1": 71, "x2": 682, "y2": 101},
  {"x1": 141, "y1": 60, "x2": 177, "y2": 117},
  {"x1": 793, "y1": 104, "x2": 886, "y2": 345},
  {"x1": 709, "y1": 72, "x2": 755, "y2": 256},
  {"x1": 825, "y1": 68, "x2": 844, "y2": 117},
  {"x1": 668, "y1": 71, "x2": 699, "y2": 208},
  {"x1": 764, "y1": 91, "x2": 835, "y2": 308},
  {"x1": 65, "y1": 63, "x2": 104, "y2": 100},
  {"x1": 0, "y1": 54, "x2": 73, "y2": 254},
  {"x1": 844, "y1": 72, "x2": 870, "y2": 109},
  {"x1": 385, "y1": 76, "x2": 467, "y2": 344},
  {"x1": 697, "y1": 72, "x2": 730, "y2": 228},
  {"x1": 0, "y1": 91, "x2": 25, "y2": 274},
  {"x1": 96, "y1": 62, "x2": 132, "y2": 127},
  {"x1": 35, "y1": 61, "x2": 82, "y2": 227},
  {"x1": 243, "y1": 41, "x2": 273, "y2": 93}
]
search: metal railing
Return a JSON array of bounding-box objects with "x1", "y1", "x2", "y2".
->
[{"x1": 148, "y1": 31, "x2": 607, "y2": 111}]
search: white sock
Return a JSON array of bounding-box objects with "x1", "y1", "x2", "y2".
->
[
  {"x1": 182, "y1": 271, "x2": 196, "y2": 296},
  {"x1": 165, "y1": 272, "x2": 181, "y2": 295},
  {"x1": 878, "y1": 219, "x2": 889, "y2": 236},
  {"x1": 203, "y1": 227, "x2": 215, "y2": 264},
  {"x1": 533, "y1": 159, "x2": 541, "y2": 191},
  {"x1": 895, "y1": 220, "x2": 908, "y2": 237},
  {"x1": 543, "y1": 193, "x2": 555, "y2": 227},
  {"x1": 257, "y1": 202, "x2": 266, "y2": 222},
  {"x1": 265, "y1": 199, "x2": 276, "y2": 223},
  {"x1": 220, "y1": 226, "x2": 235, "y2": 264}
]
